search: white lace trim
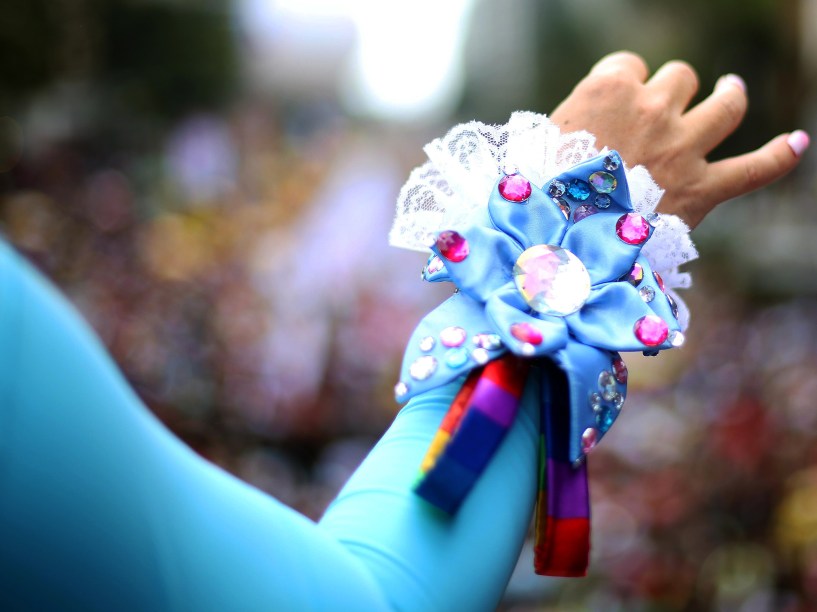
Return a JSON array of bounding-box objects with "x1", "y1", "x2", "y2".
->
[{"x1": 389, "y1": 111, "x2": 698, "y2": 330}]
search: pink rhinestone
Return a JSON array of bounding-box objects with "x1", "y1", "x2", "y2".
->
[
  {"x1": 653, "y1": 271, "x2": 665, "y2": 292},
  {"x1": 616, "y1": 213, "x2": 651, "y2": 245},
  {"x1": 612, "y1": 355, "x2": 628, "y2": 384},
  {"x1": 436, "y1": 230, "x2": 469, "y2": 262},
  {"x1": 440, "y1": 326, "x2": 467, "y2": 348},
  {"x1": 581, "y1": 427, "x2": 598, "y2": 454},
  {"x1": 498, "y1": 173, "x2": 532, "y2": 202},
  {"x1": 510, "y1": 322, "x2": 543, "y2": 345},
  {"x1": 634, "y1": 315, "x2": 669, "y2": 346}
]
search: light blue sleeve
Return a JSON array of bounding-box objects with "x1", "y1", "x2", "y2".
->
[{"x1": 0, "y1": 241, "x2": 539, "y2": 611}]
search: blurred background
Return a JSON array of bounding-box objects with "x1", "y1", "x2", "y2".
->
[{"x1": 1, "y1": 0, "x2": 816, "y2": 609}]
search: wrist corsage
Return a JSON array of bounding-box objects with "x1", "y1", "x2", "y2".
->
[{"x1": 390, "y1": 112, "x2": 697, "y2": 577}]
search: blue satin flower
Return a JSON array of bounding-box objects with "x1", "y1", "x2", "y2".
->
[{"x1": 396, "y1": 151, "x2": 683, "y2": 462}]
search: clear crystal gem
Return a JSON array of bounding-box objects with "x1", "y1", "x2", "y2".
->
[
  {"x1": 394, "y1": 381, "x2": 408, "y2": 398},
  {"x1": 613, "y1": 393, "x2": 624, "y2": 410},
  {"x1": 639, "y1": 286, "x2": 656, "y2": 302},
  {"x1": 616, "y1": 213, "x2": 650, "y2": 245},
  {"x1": 548, "y1": 180, "x2": 566, "y2": 197},
  {"x1": 634, "y1": 315, "x2": 669, "y2": 347},
  {"x1": 670, "y1": 330, "x2": 685, "y2": 347},
  {"x1": 596, "y1": 405, "x2": 615, "y2": 433},
  {"x1": 599, "y1": 370, "x2": 618, "y2": 401},
  {"x1": 653, "y1": 271, "x2": 665, "y2": 292},
  {"x1": 520, "y1": 342, "x2": 536, "y2": 356},
  {"x1": 513, "y1": 244, "x2": 591, "y2": 316},
  {"x1": 472, "y1": 348, "x2": 490, "y2": 364},
  {"x1": 440, "y1": 326, "x2": 467, "y2": 348},
  {"x1": 409, "y1": 355, "x2": 438, "y2": 380},
  {"x1": 498, "y1": 173, "x2": 532, "y2": 202},
  {"x1": 419, "y1": 336, "x2": 435, "y2": 352},
  {"x1": 589, "y1": 392, "x2": 603, "y2": 412},
  {"x1": 581, "y1": 428, "x2": 598, "y2": 454},
  {"x1": 603, "y1": 151, "x2": 621, "y2": 171},
  {"x1": 589, "y1": 171, "x2": 617, "y2": 193},
  {"x1": 436, "y1": 230, "x2": 469, "y2": 262},
  {"x1": 567, "y1": 179, "x2": 591, "y2": 201},
  {"x1": 445, "y1": 347, "x2": 470, "y2": 368},
  {"x1": 594, "y1": 193, "x2": 612, "y2": 209},
  {"x1": 473, "y1": 333, "x2": 502, "y2": 350}
]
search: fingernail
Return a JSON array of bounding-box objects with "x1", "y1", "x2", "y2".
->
[
  {"x1": 787, "y1": 130, "x2": 811, "y2": 157},
  {"x1": 716, "y1": 73, "x2": 746, "y2": 93}
]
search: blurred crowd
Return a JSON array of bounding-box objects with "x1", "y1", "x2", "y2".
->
[{"x1": 2, "y1": 0, "x2": 817, "y2": 609}]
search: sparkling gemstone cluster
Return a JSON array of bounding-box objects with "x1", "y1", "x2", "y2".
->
[
  {"x1": 403, "y1": 149, "x2": 684, "y2": 404},
  {"x1": 581, "y1": 353, "x2": 629, "y2": 456},
  {"x1": 396, "y1": 327, "x2": 505, "y2": 398},
  {"x1": 621, "y1": 261, "x2": 683, "y2": 348}
]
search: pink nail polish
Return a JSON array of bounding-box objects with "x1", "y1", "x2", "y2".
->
[
  {"x1": 716, "y1": 73, "x2": 746, "y2": 92},
  {"x1": 787, "y1": 130, "x2": 810, "y2": 157}
]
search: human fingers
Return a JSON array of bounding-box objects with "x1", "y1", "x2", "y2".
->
[
  {"x1": 707, "y1": 130, "x2": 810, "y2": 203},
  {"x1": 588, "y1": 50, "x2": 650, "y2": 82},
  {"x1": 645, "y1": 60, "x2": 700, "y2": 111},
  {"x1": 682, "y1": 74, "x2": 749, "y2": 154}
]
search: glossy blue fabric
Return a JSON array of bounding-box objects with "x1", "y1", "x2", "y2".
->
[
  {"x1": 398, "y1": 152, "x2": 682, "y2": 463},
  {"x1": 0, "y1": 241, "x2": 539, "y2": 610}
]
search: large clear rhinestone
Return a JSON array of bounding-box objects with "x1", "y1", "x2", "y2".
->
[{"x1": 513, "y1": 245, "x2": 591, "y2": 316}]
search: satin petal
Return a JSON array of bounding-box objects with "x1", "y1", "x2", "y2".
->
[
  {"x1": 565, "y1": 281, "x2": 674, "y2": 352},
  {"x1": 432, "y1": 225, "x2": 521, "y2": 302},
  {"x1": 485, "y1": 282, "x2": 568, "y2": 357},
  {"x1": 488, "y1": 177, "x2": 567, "y2": 249},
  {"x1": 561, "y1": 212, "x2": 650, "y2": 286}
]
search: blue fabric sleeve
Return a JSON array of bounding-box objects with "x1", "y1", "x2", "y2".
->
[{"x1": 0, "y1": 240, "x2": 539, "y2": 611}]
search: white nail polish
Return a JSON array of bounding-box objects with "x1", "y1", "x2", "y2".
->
[
  {"x1": 787, "y1": 130, "x2": 811, "y2": 157},
  {"x1": 716, "y1": 73, "x2": 746, "y2": 93}
]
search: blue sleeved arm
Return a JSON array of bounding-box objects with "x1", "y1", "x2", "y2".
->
[{"x1": 0, "y1": 240, "x2": 539, "y2": 611}]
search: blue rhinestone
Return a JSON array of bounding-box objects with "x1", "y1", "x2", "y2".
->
[
  {"x1": 445, "y1": 347, "x2": 470, "y2": 368},
  {"x1": 595, "y1": 194, "x2": 611, "y2": 209},
  {"x1": 596, "y1": 405, "x2": 616, "y2": 433},
  {"x1": 566, "y1": 179, "x2": 591, "y2": 201}
]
